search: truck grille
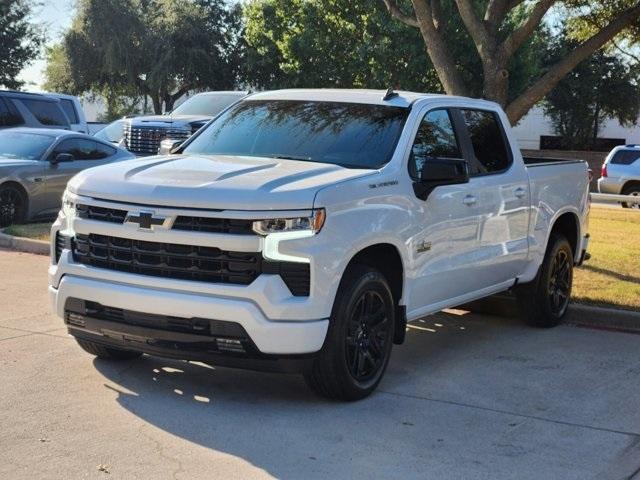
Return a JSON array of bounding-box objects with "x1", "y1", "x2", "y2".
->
[
  {"x1": 71, "y1": 233, "x2": 310, "y2": 295},
  {"x1": 75, "y1": 204, "x2": 255, "y2": 234},
  {"x1": 124, "y1": 124, "x2": 191, "y2": 155}
]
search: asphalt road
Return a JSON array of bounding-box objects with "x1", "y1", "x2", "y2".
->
[{"x1": 1, "y1": 248, "x2": 639, "y2": 480}]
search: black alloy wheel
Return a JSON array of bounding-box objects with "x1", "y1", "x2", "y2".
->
[
  {"x1": 0, "y1": 186, "x2": 25, "y2": 227},
  {"x1": 547, "y1": 249, "x2": 571, "y2": 316},
  {"x1": 346, "y1": 290, "x2": 392, "y2": 382}
]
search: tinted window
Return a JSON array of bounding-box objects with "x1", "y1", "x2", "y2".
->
[
  {"x1": 0, "y1": 131, "x2": 54, "y2": 159},
  {"x1": 94, "y1": 119, "x2": 124, "y2": 143},
  {"x1": 50, "y1": 138, "x2": 108, "y2": 160},
  {"x1": 184, "y1": 100, "x2": 408, "y2": 169},
  {"x1": 611, "y1": 150, "x2": 640, "y2": 165},
  {"x1": 171, "y1": 94, "x2": 244, "y2": 117},
  {"x1": 59, "y1": 99, "x2": 79, "y2": 123},
  {"x1": 0, "y1": 99, "x2": 23, "y2": 126},
  {"x1": 461, "y1": 109, "x2": 510, "y2": 175},
  {"x1": 92, "y1": 141, "x2": 117, "y2": 159},
  {"x1": 20, "y1": 99, "x2": 69, "y2": 126},
  {"x1": 409, "y1": 109, "x2": 461, "y2": 178}
]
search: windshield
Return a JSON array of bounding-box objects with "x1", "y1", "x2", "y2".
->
[
  {"x1": 0, "y1": 131, "x2": 55, "y2": 160},
  {"x1": 183, "y1": 100, "x2": 408, "y2": 168},
  {"x1": 171, "y1": 94, "x2": 244, "y2": 117},
  {"x1": 95, "y1": 119, "x2": 124, "y2": 143}
]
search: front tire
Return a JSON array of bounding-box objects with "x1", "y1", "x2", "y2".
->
[
  {"x1": 516, "y1": 233, "x2": 573, "y2": 328},
  {"x1": 304, "y1": 265, "x2": 395, "y2": 401},
  {"x1": 0, "y1": 184, "x2": 26, "y2": 227},
  {"x1": 75, "y1": 338, "x2": 143, "y2": 360}
]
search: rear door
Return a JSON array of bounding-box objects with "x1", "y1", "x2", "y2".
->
[
  {"x1": 452, "y1": 107, "x2": 530, "y2": 291},
  {"x1": 42, "y1": 138, "x2": 118, "y2": 213}
]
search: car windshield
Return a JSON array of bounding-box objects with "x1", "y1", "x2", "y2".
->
[
  {"x1": 171, "y1": 94, "x2": 244, "y2": 117},
  {"x1": 183, "y1": 100, "x2": 409, "y2": 169},
  {"x1": 94, "y1": 119, "x2": 124, "y2": 143},
  {"x1": 0, "y1": 131, "x2": 55, "y2": 160}
]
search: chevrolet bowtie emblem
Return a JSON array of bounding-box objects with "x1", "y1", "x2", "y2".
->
[{"x1": 125, "y1": 211, "x2": 165, "y2": 229}]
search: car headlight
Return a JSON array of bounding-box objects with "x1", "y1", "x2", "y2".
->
[
  {"x1": 252, "y1": 209, "x2": 325, "y2": 236},
  {"x1": 61, "y1": 191, "x2": 76, "y2": 218}
]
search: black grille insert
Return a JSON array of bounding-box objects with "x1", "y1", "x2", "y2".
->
[
  {"x1": 77, "y1": 204, "x2": 127, "y2": 224},
  {"x1": 172, "y1": 216, "x2": 254, "y2": 235},
  {"x1": 71, "y1": 233, "x2": 310, "y2": 295}
]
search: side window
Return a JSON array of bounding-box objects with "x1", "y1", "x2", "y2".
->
[
  {"x1": 59, "y1": 99, "x2": 79, "y2": 124},
  {"x1": 91, "y1": 141, "x2": 116, "y2": 159},
  {"x1": 409, "y1": 109, "x2": 462, "y2": 179},
  {"x1": 50, "y1": 138, "x2": 96, "y2": 160},
  {"x1": 20, "y1": 99, "x2": 69, "y2": 126},
  {"x1": 0, "y1": 99, "x2": 24, "y2": 127},
  {"x1": 611, "y1": 150, "x2": 640, "y2": 165},
  {"x1": 460, "y1": 109, "x2": 511, "y2": 175}
]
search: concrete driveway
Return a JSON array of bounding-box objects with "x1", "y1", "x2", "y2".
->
[{"x1": 1, "y1": 248, "x2": 639, "y2": 480}]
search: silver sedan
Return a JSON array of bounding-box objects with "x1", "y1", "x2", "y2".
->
[{"x1": 0, "y1": 128, "x2": 135, "y2": 226}]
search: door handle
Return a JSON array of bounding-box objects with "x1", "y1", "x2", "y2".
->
[
  {"x1": 463, "y1": 195, "x2": 477, "y2": 206},
  {"x1": 514, "y1": 187, "x2": 527, "y2": 199}
]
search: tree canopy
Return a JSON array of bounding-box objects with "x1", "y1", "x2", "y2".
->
[
  {"x1": 44, "y1": 0, "x2": 243, "y2": 114},
  {"x1": 0, "y1": 0, "x2": 44, "y2": 89},
  {"x1": 381, "y1": 0, "x2": 640, "y2": 123}
]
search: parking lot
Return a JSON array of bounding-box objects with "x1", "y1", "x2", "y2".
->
[{"x1": 1, "y1": 248, "x2": 639, "y2": 480}]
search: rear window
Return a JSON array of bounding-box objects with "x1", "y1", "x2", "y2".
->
[
  {"x1": 460, "y1": 109, "x2": 511, "y2": 175},
  {"x1": 611, "y1": 150, "x2": 640, "y2": 165},
  {"x1": 184, "y1": 100, "x2": 408, "y2": 169},
  {"x1": 59, "y1": 99, "x2": 79, "y2": 124},
  {"x1": 20, "y1": 98, "x2": 69, "y2": 126}
]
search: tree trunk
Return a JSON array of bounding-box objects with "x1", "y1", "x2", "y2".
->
[
  {"x1": 151, "y1": 94, "x2": 162, "y2": 115},
  {"x1": 482, "y1": 60, "x2": 509, "y2": 106}
]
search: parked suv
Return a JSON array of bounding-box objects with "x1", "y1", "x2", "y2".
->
[
  {"x1": 598, "y1": 144, "x2": 640, "y2": 208},
  {"x1": 123, "y1": 91, "x2": 247, "y2": 156},
  {"x1": 0, "y1": 91, "x2": 71, "y2": 130}
]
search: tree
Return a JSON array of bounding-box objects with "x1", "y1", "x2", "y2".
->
[
  {"x1": 45, "y1": 0, "x2": 242, "y2": 114},
  {"x1": 243, "y1": 0, "x2": 547, "y2": 101},
  {"x1": 544, "y1": 40, "x2": 640, "y2": 150},
  {"x1": 0, "y1": 0, "x2": 44, "y2": 89},
  {"x1": 382, "y1": 0, "x2": 640, "y2": 123}
]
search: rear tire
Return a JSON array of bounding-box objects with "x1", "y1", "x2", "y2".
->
[
  {"x1": 304, "y1": 265, "x2": 395, "y2": 401},
  {"x1": 0, "y1": 184, "x2": 27, "y2": 227},
  {"x1": 621, "y1": 183, "x2": 640, "y2": 209},
  {"x1": 75, "y1": 338, "x2": 143, "y2": 360},
  {"x1": 516, "y1": 233, "x2": 573, "y2": 328}
]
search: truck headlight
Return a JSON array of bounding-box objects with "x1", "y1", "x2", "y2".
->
[
  {"x1": 61, "y1": 191, "x2": 76, "y2": 218},
  {"x1": 252, "y1": 209, "x2": 325, "y2": 235}
]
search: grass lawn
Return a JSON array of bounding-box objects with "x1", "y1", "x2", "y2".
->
[
  {"x1": 3, "y1": 223, "x2": 51, "y2": 241},
  {"x1": 573, "y1": 205, "x2": 640, "y2": 311}
]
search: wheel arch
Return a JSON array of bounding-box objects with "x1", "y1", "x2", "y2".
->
[
  {"x1": 548, "y1": 210, "x2": 580, "y2": 261},
  {"x1": 0, "y1": 180, "x2": 30, "y2": 220},
  {"x1": 341, "y1": 242, "x2": 407, "y2": 344}
]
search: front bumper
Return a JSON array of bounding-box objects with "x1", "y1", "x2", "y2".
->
[{"x1": 50, "y1": 274, "x2": 328, "y2": 357}]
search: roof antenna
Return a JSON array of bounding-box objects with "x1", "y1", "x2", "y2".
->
[{"x1": 382, "y1": 87, "x2": 398, "y2": 101}]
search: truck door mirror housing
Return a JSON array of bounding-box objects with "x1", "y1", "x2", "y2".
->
[
  {"x1": 51, "y1": 153, "x2": 74, "y2": 165},
  {"x1": 413, "y1": 158, "x2": 469, "y2": 201}
]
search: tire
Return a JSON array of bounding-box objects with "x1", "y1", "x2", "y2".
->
[
  {"x1": 621, "y1": 183, "x2": 640, "y2": 209},
  {"x1": 75, "y1": 338, "x2": 143, "y2": 360},
  {"x1": 304, "y1": 265, "x2": 395, "y2": 401},
  {"x1": 516, "y1": 233, "x2": 573, "y2": 328},
  {"x1": 0, "y1": 184, "x2": 27, "y2": 227}
]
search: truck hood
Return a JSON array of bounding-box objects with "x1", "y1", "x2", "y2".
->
[{"x1": 68, "y1": 154, "x2": 376, "y2": 210}]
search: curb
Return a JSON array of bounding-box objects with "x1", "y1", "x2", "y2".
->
[
  {"x1": 0, "y1": 230, "x2": 50, "y2": 256},
  {"x1": 462, "y1": 294, "x2": 640, "y2": 333}
]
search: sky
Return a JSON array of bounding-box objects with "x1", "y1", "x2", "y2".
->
[{"x1": 18, "y1": 0, "x2": 75, "y2": 91}]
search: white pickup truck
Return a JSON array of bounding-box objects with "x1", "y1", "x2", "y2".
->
[{"x1": 49, "y1": 89, "x2": 590, "y2": 400}]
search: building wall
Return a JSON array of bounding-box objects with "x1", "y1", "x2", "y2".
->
[{"x1": 512, "y1": 106, "x2": 640, "y2": 150}]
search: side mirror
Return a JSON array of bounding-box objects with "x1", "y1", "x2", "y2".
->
[
  {"x1": 158, "y1": 138, "x2": 184, "y2": 155},
  {"x1": 413, "y1": 158, "x2": 469, "y2": 201},
  {"x1": 51, "y1": 153, "x2": 74, "y2": 165}
]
